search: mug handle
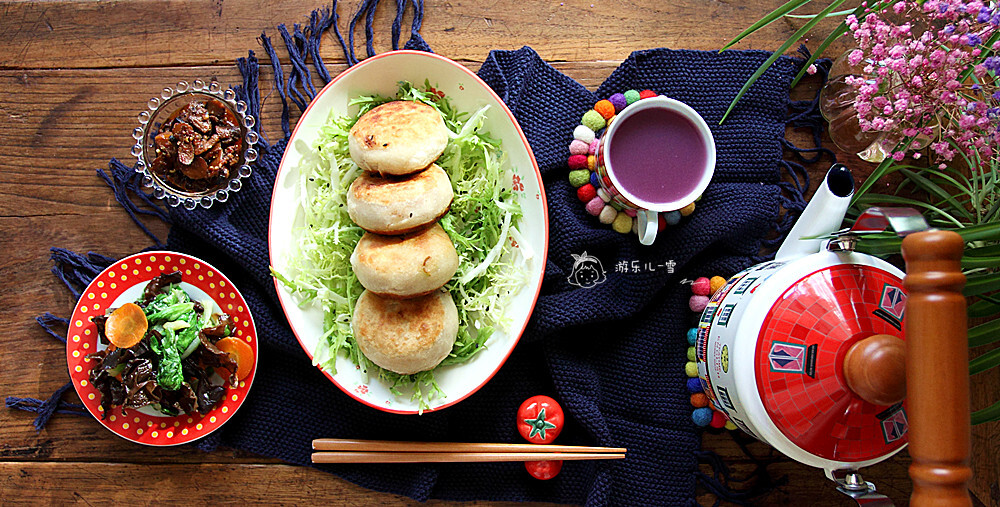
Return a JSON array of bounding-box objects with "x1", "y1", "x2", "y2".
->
[{"x1": 636, "y1": 209, "x2": 658, "y2": 245}]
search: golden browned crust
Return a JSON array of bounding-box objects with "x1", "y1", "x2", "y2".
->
[
  {"x1": 347, "y1": 163, "x2": 453, "y2": 235},
  {"x1": 348, "y1": 101, "x2": 449, "y2": 175},
  {"x1": 352, "y1": 290, "x2": 458, "y2": 375},
  {"x1": 351, "y1": 223, "x2": 459, "y2": 298}
]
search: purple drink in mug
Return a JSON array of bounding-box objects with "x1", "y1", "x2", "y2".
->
[{"x1": 596, "y1": 96, "x2": 716, "y2": 245}]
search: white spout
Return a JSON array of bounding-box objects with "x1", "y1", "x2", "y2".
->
[{"x1": 774, "y1": 164, "x2": 855, "y2": 261}]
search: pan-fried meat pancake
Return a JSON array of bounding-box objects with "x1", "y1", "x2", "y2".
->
[
  {"x1": 350, "y1": 223, "x2": 459, "y2": 298},
  {"x1": 352, "y1": 290, "x2": 458, "y2": 375},
  {"x1": 347, "y1": 163, "x2": 453, "y2": 235},
  {"x1": 348, "y1": 100, "x2": 450, "y2": 176}
]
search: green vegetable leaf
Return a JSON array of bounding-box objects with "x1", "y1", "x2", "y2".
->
[{"x1": 156, "y1": 327, "x2": 184, "y2": 391}]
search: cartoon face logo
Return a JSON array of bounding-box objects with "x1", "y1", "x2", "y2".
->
[{"x1": 567, "y1": 251, "x2": 607, "y2": 288}]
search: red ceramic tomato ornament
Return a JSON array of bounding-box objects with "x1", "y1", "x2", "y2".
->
[
  {"x1": 517, "y1": 395, "x2": 565, "y2": 480},
  {"x1": 524, "y1": 459, "x2": 563, "y2": 480},
  {"x1": 517, "y1": 395, "x2": 564, "y2": 444}
]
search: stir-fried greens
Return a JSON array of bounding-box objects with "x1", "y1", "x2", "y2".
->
[
  {"x1": 86, "y1": 271, "x2": 238, "y2": 418},
  {"x1": 273, "y1": 81, "x2": 527, "y2": 408}
]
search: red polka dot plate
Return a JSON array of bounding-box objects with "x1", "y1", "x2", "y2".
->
[{"x1": 66, "y1": 251, "x2": 257, "y2": 446}]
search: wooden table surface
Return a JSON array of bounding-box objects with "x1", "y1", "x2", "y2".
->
[{"x1": 2, "y1": 0, "x2": 997, "y2": 505}]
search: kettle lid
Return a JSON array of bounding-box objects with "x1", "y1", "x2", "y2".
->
[{"x1": 754, "y1": 263, "x2": 908, "y2": 463}]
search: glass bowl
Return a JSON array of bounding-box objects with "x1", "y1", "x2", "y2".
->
[{"x1": 131, "y1": 80, "x2": 259, "y2": 210}]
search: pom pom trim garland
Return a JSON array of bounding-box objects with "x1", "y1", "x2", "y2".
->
[
  {"x1": 567, "y1": 89, "x2": 701, "y2": 240},
  {"x1": 686, "y1": 276, "x2": 736, "y2": 430}
]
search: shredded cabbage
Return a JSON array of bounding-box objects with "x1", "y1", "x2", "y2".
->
[{"x1": 273, "y1": 81, "x2": 527, "y2": 410}]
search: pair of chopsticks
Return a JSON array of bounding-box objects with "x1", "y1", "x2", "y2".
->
[{"x1": 311, "y1": 439, "x2": 627, "y2": 463}]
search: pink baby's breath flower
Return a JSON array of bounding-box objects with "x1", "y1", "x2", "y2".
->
[{"x1": 843, "y1": 0, "x2": 999, "y2": 163}]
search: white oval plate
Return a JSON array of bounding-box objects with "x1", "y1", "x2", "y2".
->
[{"x1": 268, "y1": 51, "x2": 548, "y2": 414}]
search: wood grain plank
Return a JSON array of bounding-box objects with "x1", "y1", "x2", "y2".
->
[
  {"x1": 0, "y1": 462, "x2": 563, "y2": 505},
  {"x1": 0, "y1": 460, "x2": 906, "y2": 506},
  {"x1": 0, "y1": 0, "x2": 852, "y2": 70}
]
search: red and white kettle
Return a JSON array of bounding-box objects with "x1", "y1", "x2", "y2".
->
[{"x1": 695, "y1": 164, "x2": 948, "y2": 503}]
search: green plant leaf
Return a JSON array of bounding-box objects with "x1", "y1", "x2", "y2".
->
[
  {"x1": 898, "y1": 169, "x2": 974, "y2": 222},
  {"x1": 963, "y1": 272, "x2": 1000, "y2": 297},
  {"x1": 851, "y1": 142, "x2": 914, "y2": 205},
  {"x1": 969, "y1": 318, "x2": 1000, "y2": 347},
  {"x1": 964, "y1": 244, "x2": 1000, "y2": 258},
  {"x1": 784, "y1": 7, "x2": 855, "y2": 18},
  {"x1": 970, "y1": 347, "x2": 1000, "y2": 375},
  {"x1": 720, "y1": 0, "x2": 847, "y2": 124},
  {"x1": 720, "y1": 0, "x2": 815, "y2": 51},
  {"x1": 956, "y1": 222, "x2": 1000, "y2": 243},
  {"x1": 854, "y1": 193, "x2": 965, "y2": 227},
  {"x1": 972, "y1": 399, "x2": 1000, "y2": 425},
  {"x1": 962, "y1": 256, "x2": 1000, "y2": 269},
  {"x1": 790, "y1": 21, "x2": 849, "y2": 87},
  {"x1": 969, "y1": 296, "x2": 1000, "y2": 319},
  {"x1": 789, "y1": 1, "x2": 888, "y2": 87}
]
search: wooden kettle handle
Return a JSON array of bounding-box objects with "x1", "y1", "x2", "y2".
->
[{"x1": 901, "y1": 230, "x2": 972, "y2": 507}]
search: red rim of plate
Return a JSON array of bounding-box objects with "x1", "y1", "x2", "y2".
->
[
  {"x1": 268, "y1": 50, "x2": 549, "y2": 414},
  {"x1": 66, "y1": 251, "x2": 258, "y2": 446}
]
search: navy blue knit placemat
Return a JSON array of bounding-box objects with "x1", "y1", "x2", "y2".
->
[{"x1": 9, "y1": 1, "x2": 829, "y2": 504}]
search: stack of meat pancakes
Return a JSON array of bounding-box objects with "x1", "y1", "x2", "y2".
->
[{"x1": 346, "y1": 101, "x2": 460, "y2": 376}]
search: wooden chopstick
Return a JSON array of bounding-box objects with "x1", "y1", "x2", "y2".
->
[
  {"x1": 310, "y1": 439, "x2": 627, "y2": 464},
  {"x1": 312, "y1": 438, "x2": 626, "y2": 454},
  {"x1": 311, "y1": 451, "x2": 626, "y2": 464}
]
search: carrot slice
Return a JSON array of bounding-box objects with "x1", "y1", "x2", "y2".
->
[
  {"x1": 105, "y1": 303, "x2": 148, "y2": 349},
  {"x1": 215, "y1": 337, "x2": 254, "y2": 380}
]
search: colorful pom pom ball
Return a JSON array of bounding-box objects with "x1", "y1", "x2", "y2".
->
[
  {"x1": 686, "y1": 346, "x2": 696, "y2": 362},
  {"x1": 687, "y1": 377, "x2": 703, "y2": 393},
  {"x1": 568, "y1": 154, "x2": 588, "y2": 170},
  {"x1": 598, "y1": 205, "x2": 617, "y2": 224},
  {"x1": 710, "y1": 276, "x2": 726, "y2": 295},
  {"x1": 585, "y1": 197, "x2": 604, "y2": 216},
  {"x1": 690, "y1": 393, "x2": 709, "y2": 408},
  {"x1": 691, "y1": 277, "x2": 711, "y2": 296},
  {"x1": 577, "y1": 184, "x2": 597, "y2": 202},
  {"x1": 582, "y1": 110, "x2": 605, "y2": 131},
  {"x1": 709, "y1": 410, "x2": 727, "y2": 429},
  {"x1": 594, "y1": 100, "x2": 615, "y2": 120},
  {"x1": 686, "y1": 328, "x2": 698, "y2": 346},
  {"x1": 692, "y1": 407, "x2": 713, "y2": 427},
  {"x1": 664, "y1": 210, "x2": 681, "y2": 226},
  {"x1": 612, "y1": 212, "x2": 632, "y2": 233},
  {"x1": 689, "y1": 295, "x2": 709, "y2": 313},
  {"x1": 588, "y1": 139, "x2": 600, "y2": 155},
  {"x1": 609, "y1": 93, "x2": 627, "y2": 113},
  {"x1": 684, "y1": 361, "x2": 699, "y2": 378},
  {"x1": 568, "y1": 169, "x2": 590, "y2": 188},
  {"x1": 573, "y1": 125, "x2": 596, "y2": 144},
  {"x1": 679, "y1": 201, "x2": 696, "y2": 217},
  {"x1": 590, "y1": 171, "x2": 600, "y2": 187},
  {"x1": 623, "y1": 89, "x2": 641, "y2": 105},
  {"x1": 639, "y1": 89, "x2": 657, "y2": 99},
  {"x1": 569, "y1": 139, "x2": 589, "y2": 155}
]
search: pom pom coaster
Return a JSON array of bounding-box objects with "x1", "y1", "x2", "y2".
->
[
  {"x1": 566, "y1": 89, "x2": 702, "y2": 242},
  {"x1": 684, "y1": 275, "x2": 736, "y2": 430}
]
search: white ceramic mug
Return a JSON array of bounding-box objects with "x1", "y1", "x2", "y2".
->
[{"x1": 595, "y1": 96, "x2": 716, "y2": 245}]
